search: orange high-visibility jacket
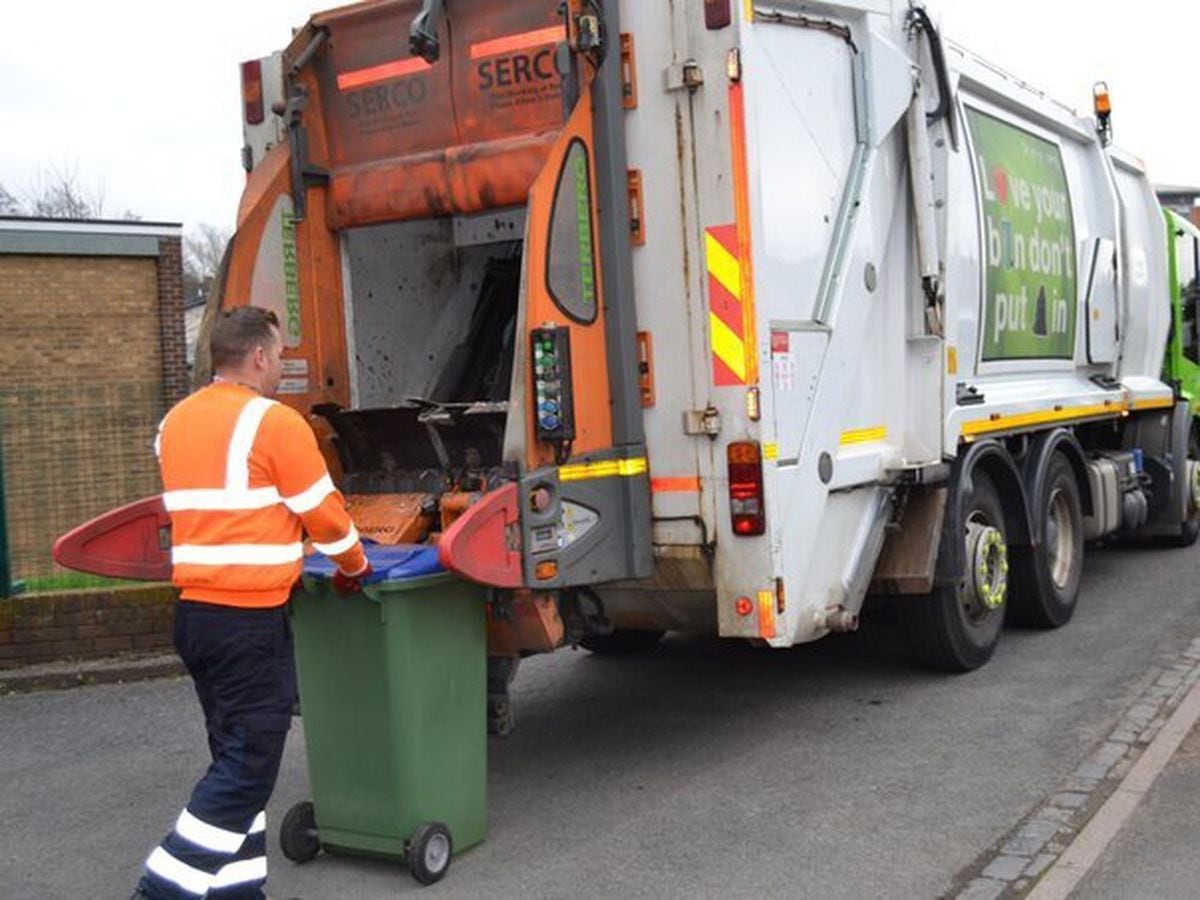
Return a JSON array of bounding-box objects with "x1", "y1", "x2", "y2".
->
[{"x1": 156, "y1": 382, "x2": 367, "y2": 608}]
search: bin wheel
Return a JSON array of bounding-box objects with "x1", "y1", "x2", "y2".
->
[
  {"x1": 407, "y1": 821, "x2": 452, "y2": 885},
  {"x1": 280, "y1": 801, "x2": 320, "y2": 864}
]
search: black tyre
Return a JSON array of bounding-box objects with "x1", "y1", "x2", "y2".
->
[
  {"x1": 1009, "y1": 453, "x2": 1084, "y2": 628},
  {"x1": 407, "y1": 821, "x2": 452, "y2": 886},
  {"x1": 279, "y1": 801, "x2": 320, "y2": 864},
  {"x1": 901, "y1": 469, "x2": 1008, "y2": 672},
  {"x1": 1165, "y1": 430, "x2": 1200, "y2": 547},
  {"x1": 579, "y1": 629, "x2": 665, "y2": 655}
]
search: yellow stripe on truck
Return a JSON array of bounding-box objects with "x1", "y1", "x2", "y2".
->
[
  {"x1": 962, "y1": 402, "x2": 1123, "y2": 438},
  {"x1": 709, "y1": 313, "x2": 748, "y2": 382},
  {"x1": 705, "y1": 232, "x2": 742, "y2": 301},
  {"x1": 840, "y1": 426, "x2": 888, "y2": 446},
  {"x1": 1131, "y1": 397, "x2": 1174, "y2": 411},
  {"x1": 559, "y1": 457, "x2": 648, "y2": 483}
]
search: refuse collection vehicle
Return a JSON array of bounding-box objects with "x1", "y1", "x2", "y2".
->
[{"x1": 61, "y1": 0, "x2": 1200, "y2": 677}]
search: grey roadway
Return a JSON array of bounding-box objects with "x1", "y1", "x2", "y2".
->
[{"x1": 2, "y1": 539, "x2": 1198, "y2": 899}]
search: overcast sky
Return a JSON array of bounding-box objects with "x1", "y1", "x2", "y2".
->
[{"x1": 3, "y1": 1, "x2": 1197, "y2": 236}]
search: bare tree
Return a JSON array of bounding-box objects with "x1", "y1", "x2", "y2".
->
[
  {"x1": 25, "y1": 164, "x2": 106, "y2": 219},
  {"x1": 0, "y1": 183, "x2": 19, "y2": 215},
  {"x1": 183, "y1": 223, "x2": 232, "y2": 301},
  {"x1": 4, "y1": 166, "x2": 143, "y2": 220}
]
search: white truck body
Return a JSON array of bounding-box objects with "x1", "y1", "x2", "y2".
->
[{"x1": 597, "y1": 0, "x2": 1175, "y2": 647}]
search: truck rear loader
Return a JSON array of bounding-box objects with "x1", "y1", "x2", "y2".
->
[{"x1": 59, "y1": 0, "x2": 1200, "y2": 681}]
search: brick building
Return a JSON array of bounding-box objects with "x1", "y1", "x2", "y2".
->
[
  {"x1": 0, "y1": 218, "x2": 188, "y2": 581},
  {"x1": 1157, "y1": 185, "x2": 1200, "y2": 228}
]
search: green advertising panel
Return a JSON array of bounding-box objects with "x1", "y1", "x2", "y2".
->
[{"x1": 966, "y1": 107, "x2": 1077, "y2": 361}]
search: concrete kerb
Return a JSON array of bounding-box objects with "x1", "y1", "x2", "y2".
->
[
  {"x1": 952, "y1": 636, "x2": 1200, "y2": 899},
  {"x1": 0, "y1": 652, "x2": 185, "y2": 694}
]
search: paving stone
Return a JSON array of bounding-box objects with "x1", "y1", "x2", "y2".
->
[
  {"x1": 1038, "y1": 806, "x2": 1073, "y2": 824},
  {"x1": 1127, "y1": 702, "x2": 1160, "y2": 726},
  {"x1": 1110, "y1": 729, "x2": 1138, "y2": 744},
  {"x1": 1024, "y1": 853, "x2": 1057, "y2": 878},
  {"x1": 1002, "y1": 832, "x2": 1050, "y2": 856},
  {"x1": 1076, "y1": 761, "x2": 1112, "y2": 780},
  {"x1": 983, "y1": 854, "x2": 1031, "y2": 882},
  {"x1": 957, "y1": 877, "x2": 1007, "y2": 900},
  {"x1": 1065, "y1": 775, "x2": 1099, "y2": 792},
  {"x1": 1022, "y1": 818, "x2": 1062, "y2": 840},
  {"x1": 1051, "y1": 792, "x2": 1089, "y2": 809}
]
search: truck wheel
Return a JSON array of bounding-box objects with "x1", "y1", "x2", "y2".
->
[
  {"x1": 1009, "y1": 453, "x2": 1083, "y2": 628},
  {"x1": 579, "y1": 630, "x2": 665, "y2": 655},
  {"x1": 1166, "y1": 430, "x2": 1200, "y2": 547},
  {"x1": 280, "y1": 801, "x2": 320, "y2": 864},
  {"x1": 902, "y1": 470, "x2": 1008, "y2": 672},
  {"x1": 407, "y1": 821, "x2": 452, "y2": 885}
]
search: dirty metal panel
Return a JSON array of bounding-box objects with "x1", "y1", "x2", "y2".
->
[
  {"x1": 315, "y1": 0, "x2": 567, "y2": 226},
  {"x1": 453, "y1": 207, "x2": 528, "y2": 248},
  {"x1": 315, "y1": 0, "x2": 457, "y2": 169},
  {"x1": 343, "y1": 218, "x2": 521, "y2": 408},
  {"x1": 449, "y1": 1, "x2": 565, "y2": 144}
]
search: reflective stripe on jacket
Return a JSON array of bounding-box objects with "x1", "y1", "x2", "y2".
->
[{"x1": 157, "y1": 382, "x2": 366, "y2": 608}]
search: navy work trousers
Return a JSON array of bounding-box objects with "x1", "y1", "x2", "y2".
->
[{"x1": 138, "y1": 601, "x2": 296, "y2": 899}]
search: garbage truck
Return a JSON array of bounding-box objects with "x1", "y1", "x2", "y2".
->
[{"x1": 63, "y1": 0, "x2": 1200, "y2": 679}]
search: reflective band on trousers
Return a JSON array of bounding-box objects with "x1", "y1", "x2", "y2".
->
[
  {"x1": 312, "y1": 525, "x2": 360, "y2": 557},
  {"x1": 174, "y1": 808, "x2": 245, "y2": 854},
  {"x1": 146, "y1": 847, "x2": 267, "y2": 896},
  {"x1": 211, "y1": 857, "x2": 268, "y2": 889},
  {"x1": 172, "y1": 543, "x2": 305, "y2": 566}
]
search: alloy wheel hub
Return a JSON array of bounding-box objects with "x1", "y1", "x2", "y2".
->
[{"x1": 967, "y1": 522, "x2": 1008, "y2": 610}]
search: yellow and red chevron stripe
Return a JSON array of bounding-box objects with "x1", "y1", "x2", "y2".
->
[
  {"x1": 707, "y1": 223, "x2": 748, "y2": 385},
  {"x1": 708, "y1": 78, "x2": 758, "y2": 388}
]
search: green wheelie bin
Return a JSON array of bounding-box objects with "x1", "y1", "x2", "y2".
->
[{"x1": 281, "y1": 547, "x2": 488, "y2": 886}]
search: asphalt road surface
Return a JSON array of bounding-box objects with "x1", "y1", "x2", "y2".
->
[{"x1": 2, "y1": 538, "x2": 1198, "y2": 899}]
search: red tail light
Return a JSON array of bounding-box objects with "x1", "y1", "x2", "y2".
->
[
  {"x1": 704, "y1": 0, "x2": 732, "y2": 30},
  {"x1": 241, "y1": 60, "x2": 265, "y2": 125},
  {"x1": 727, "y1": 441, "x2": 765, "y2": 536}
]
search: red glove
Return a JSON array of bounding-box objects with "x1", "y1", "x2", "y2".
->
[{"x1": 332, "y1": 564, "x2": 372, "y2": 595}]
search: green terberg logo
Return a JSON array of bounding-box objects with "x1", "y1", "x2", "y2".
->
[
  {"x1": 281, "y1": 211, "x2": 303, "y2": 345},
  {"x1": 966, "y1": 108, "x2": 1077, "y2": 361}
]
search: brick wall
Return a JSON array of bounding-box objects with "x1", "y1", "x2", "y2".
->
[
  {"x1": 0, "y1": 254, "x2": 171, "y2": 579},
  {"x1": 157, "y1": 236, "x2": 190, "y2": 406},
  {"x1": 0, "y1": 585, "x2": 176, "y2": 669}
]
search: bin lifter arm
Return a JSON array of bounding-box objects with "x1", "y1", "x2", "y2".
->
[
  {"x1": 438, "y1": 483, "x2": 524, "y2": 588},
  {"x1": 52, "y1": 496, "x2": 172, "y2": 582},
  {"x1": 411, "y1": 0, "x2": 447, "y2": 64}
]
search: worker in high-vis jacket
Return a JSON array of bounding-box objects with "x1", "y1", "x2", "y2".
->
[{"x1": 134, "y1": 306, "x2": 369, "y2": 900}]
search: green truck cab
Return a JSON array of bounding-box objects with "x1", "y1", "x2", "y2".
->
[{"x1": 1165, "y1": 208, "x2": 1200, "y2": 415}]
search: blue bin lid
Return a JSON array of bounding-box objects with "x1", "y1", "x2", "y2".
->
[{"x1": 303, "y1": 542, "x2": 444, "y2": 583}]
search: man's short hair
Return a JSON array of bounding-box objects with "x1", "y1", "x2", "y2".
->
[{"x1": 210, "y1": 306, "x2": 280, "y2": 370}]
